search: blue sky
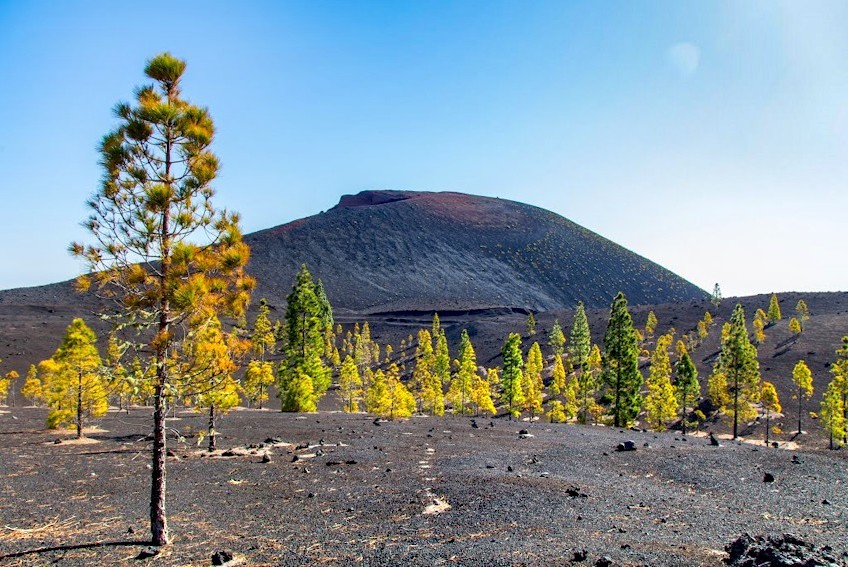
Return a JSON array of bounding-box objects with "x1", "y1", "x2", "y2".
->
[{"x1": 1, "y1": 1, "x2": 846, "y2": 297}]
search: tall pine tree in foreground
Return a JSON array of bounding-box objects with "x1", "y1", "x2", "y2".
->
[
  {"x1": 791, "y1": 360, "x2": 813, "y2": 436},
  {"x1": 760, "y1": 381, "x2": 781, "y2": 445},
  {"x1": 602, "y1": 292, "x2": 642, "y2": 427},
  {"x1": 501, "y1": 333, "x2": 525, "y2": 418},
  {"x1": 644, "y1": 333, "x2": 678, "y2": 431},
  {"x1": 71, "y1": 53, "x2": 253, "y2": 545},
  {"x1": 673, "y1": 341, "x2": 699, "y2": 435}
]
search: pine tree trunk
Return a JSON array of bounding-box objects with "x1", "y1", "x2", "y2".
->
[
  {"x1": 732, "y1": 374, "x2": 739, "y2": 439},
  {"x1": 150, "y1": 371, "x2": 169, "y2": 545},
  {"x1": 208, "y1": 405, "x2": 216, "y2": 452},
  {"x1": 797, "y1": 386, "x2": 802, "y2": 436},
  {"x1": 765, "y1": 412, "x2": 770, "y2": 445},
  {"x1": 77, "y1": 370, "x2": 83, "y2": 439}
]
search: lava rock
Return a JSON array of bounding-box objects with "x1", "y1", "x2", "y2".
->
[
  {"x1": 616, "y1": 440, "x2": 636, "y2": 452},
  {"x1": 763, "y1": 473, "x2": 775, "y2": 483},
  {"x1": 709, "y1": 433, "x2": 721, "y2": 447},
  {"x1": 725, "y1": 533, "x2": 841, "y2": 567},
  {"x1": 211, "y1": 550, "x2": 234, "y2": 565},
  {"x1": 136, "y1": 546, "x2": 159, "y2": 560},
  {"x1": 261, "y1": 454, "x2": 272, "y2": 464}
]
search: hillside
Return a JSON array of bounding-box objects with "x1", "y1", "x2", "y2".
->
[{"x1": 245, "y1": 190, "x2": 706, "y2": 313}]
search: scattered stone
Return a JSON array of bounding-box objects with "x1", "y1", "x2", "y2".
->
[
  {"x1": 709, "y1": 433, "x2": 721, "y2": 447},
  {"x1": 265, "y1": 437, "x2": 282, "y2": 444},
  {"x1": 326, "y1": 460, "x2": 342, "y2": 466},
  {"x1": 763, "y1": 473, "x2": 775, "y2": 483},
  {"x1": 345, "y1": 460, "x2": 357, "y2": 465},
  {"x1": 725, "y1": 533, "x2": 842, "y2": 567},
  {"x1": 211, "y1": 550, "x2": 234, "y2": 565},
  {"x1": 307, "y1": 492, "x2": 316, "y2": 498},
  {"x1": 566, "y1": 486, "x2": 587, "y2": 498},
  {"x1": 540, "y1": 472, "x2": 550, "y2": 478},
  {"x1": 261, "y1": 454, "x2": 272, "y2": 464},
  {"x1": 295, "y1": 442, "x2": 309, "y2": 450},
  {"x1": 166, "y1": 450, "x2": 176, "y2": 457},
  {"x1": 373, "y1": 418, "x2": 382, "y2": 426},
  {"x1": 221, "y1": 450, "x2": 236, "y2": 457},
  {"x1": 291, "y1": 455, "x2": 299, "y2": 462},
  {"x1": 571, "y1": 549, "x2": 588, "y2": 562},
  {"x1": 485, "y1": 464, "x2": 495, "y2": 469},
  {"x1": 470, "y1": 419, "x2": 479, "y2": 429},
  {"x1": 771, "y1": 442, "x2": 780, "y2": 448},
  {"x1": 791, "y1": 455, "x2": 802, "y2": 464},
  {"x1": 507, "y1": 465, "x2": 514, "y2": 472},
  {"x1": 519, "y1": 431, "x2": 535, "y2": 439},
  {"x1": 136, "y1": 546, "x2": 159, "y2": 560},
  {"x1": 53, "y1": 439, "x2": 62, "y2": 444},
  {"x1": 595, "y1": 556, "x2": 615, "y2": 567},
  {"x1": 643, "y1": 442, "x2": 650, "y2": 448},
  {"x1": 821, "y1": 499, "x2": 831, "y2": 505},
  {"x1": 616, "y1": 440, "x2": 637, "y2": 452}
]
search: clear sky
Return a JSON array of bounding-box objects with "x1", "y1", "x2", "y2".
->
[{"x1": 1, "y1": 1, "x2": 846, "y2": 297}]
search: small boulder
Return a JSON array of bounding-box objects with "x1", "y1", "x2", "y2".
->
[
  {"x1": 136, "y1": 546, "x2": 159, "y2": 560},
  {"x1": 763, "y1": 473, "x2": 775, "y2": 483},
  {"x1": 616, "y1": 440, "x2": 637, "y2": 452},
  {"x1": 211, "y1": 550, "x2": 234, "y2": 565}
]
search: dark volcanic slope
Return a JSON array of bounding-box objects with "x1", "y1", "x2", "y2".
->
[{"x1": 246, "y1": 190, "x2": 705, "y2": 313}]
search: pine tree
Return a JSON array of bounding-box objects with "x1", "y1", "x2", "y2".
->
[
  {"x1": 568, "y1": 302, "x2": 591, "y2": 370},
  {"x1": 384, "y1": 364, "x2": 415, "y2": 419},
  {"x1": 752, "y1": 315, "x2": 766, "y2": 345},
  {"x1": 39, "y1": 319, "x2": 107, "y2": 437},
  {"x1": 760, "y1": 381, "x2": 781, "y2": 445},
  {"x1": 501, "y1": 333, "x2": 525, "y2": 418},
  {"x1": 716, "y1": 304, "x2": 761, "y2": 438},
  {"x1": 522, "y1": 342, "x2": 544, "y2": 419},
  {"x1": 243, "y1": 360, "x2": 274, "y2": 410},
  {"x1": 707, "y1": 371, "x2": 730, "y2": 413},
  {"x1": 767, "y1": 293, "x2": 782, "y2": 324},
  {"x1": 412, "y1": 328, "x2": 443, "y2": 415},
  {"x1": 338, "y1": 355, "x2": 363, "y2": 412},
  {"x1": 278, "y1": 265, "x2": 331, "y2": 411},
  {"x1": 711, "y1": 283, "x2": 722, "y2": 309},
  {"x1": 251, "y1": 299, "x2": 276, "y2": 362},
  {"x1": 471, "y1": 370, "x2": 496, "y2": 416},
  {"x1": 789, "y1": 360, "x2": 812, "y2": 436},
  {"x1": 182, "y1": 317, "x2": 244, "y2": 451},
  {"x1": 0, "y1": 370, "x2": 17, "y2": 406},
  {"x1": 21, "y1": 364, "x2": 43, "y2": 405},
  {"x1": 820, "y1": 377, "x2": 846, "y2": 449},
  {"x1": 673, "y1": 341, "x2": 699, "y2": 435},
  {"x1": 549, "y1": 355, "x2": 567, "y2": 397},
  {"x1": 434, "y1": 329, "x2": 451, "y2": 391},
  {"x1": 602, "y1": 292, "x2": 642, "y2": 427},
  {"x1": 645, "y1": 311, "x2": 658, "y2": 338},
  {"x1": 526, "y1": 313, "x2": 536, "y2": 336},
  {"x1": 576, "y1": 344, "x2": 602, "y2": 424},
  {"x1": 547, "y1": 400, "x2": 566, "y2": 423},
  {"x1": 703, "y1": 311, "x2": 713, "y2": 327},
  {"x1": 447, "y1": 330, "x2": 477, "y2": 415},
  {"x1": 697, "y1": 320, "x2": 708, "y2": 341},
  {"x1": 71, "y1": 53, "x2": 253, "y2": 546},
  {"x1": 825, "y1": 337, "x2": 848, "y2": 447},
  {"x1": 788, "y1": 317, "x2": 802, "y2": 335},
  {"x1": 548, "y1": 320, "x2": 566, "y2": 357},
  {"x1": 795, "y1": 300, "x2": 810, "y2": 329},
  {"x1": 644, "y1": 334, "x2": 678, "y2": 431}
]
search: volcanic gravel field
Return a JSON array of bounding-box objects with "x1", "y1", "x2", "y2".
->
[{"x1": 1, "y1": 407, "x2": 847, "y2": 566}]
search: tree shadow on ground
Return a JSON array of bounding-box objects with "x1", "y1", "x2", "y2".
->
[{"x1": 0, "y1": 540, "x2": 147, "y2": 561}]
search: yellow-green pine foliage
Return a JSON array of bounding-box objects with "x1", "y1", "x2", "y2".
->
[
  {"x1": 71, "y1": 52, "x2": 255, "y2": 546},
  {"x1": 412, "y1": 329, "x2": 443, "y2": 415},
  {"x1": 243, "y1": 360, "x2": 275, "y2": 409},
  {"x1": 548, "y1": 320, "x2": 566, "y2": 357},
  {"x1": 548, "y1": 400, "x2": 566, "y2": 423},
  {"x1": 39, "y1": 318, "x2": 107, "y2": 437},
  {"x1": 447, "y1": 330, "x2": 478, "y2": 415},
  {"x1": 792, "y1": 360, "x2": 813, "y2": 436},
  {"x1": 576, "y1": 344, "x2": 602, "y2": 424},
  {"x1": 434, "y1": 327, "x2": 451, "y2": 390},
  {"x1": 251, "y1": 298, "x2": 276, "y2": 360},
  {"x1": 501, "y1": 333, "x2": 525, "y2": 417},
  {"x1": 645, "y1": 311, "x2": 658, "y2": 338},
  {"x1": 278, "y1": 265, "x2": 331, "y2": 411},
  {"x1": 21, "y1": 364, "x2": 43, "y2": 405},
  {"x1": 760, "y1": 380, "x2": 781, "y2": 444},
  {"x1": 788, "y1": 317, "x2": 802, "y2": 335},
  {"x1": 365, "y1": 369, "x2": 387, "y2": 415},
  {"x1": 522, "y1": 342, "x2": 544, "y2": 419},
  {"x1": 486, "y1": 367, "x2": 501, "y2": 408},
  {"x1": 703, "y1": 311, "x2": 713, "y2": 327},
  {"x1": 716, "y1": 304, "x2": 761, "y2": 438},
  {"x1": 825, "y1": 337, "x2": 848, "y2": 446},
  {"x1": 697, "y1": 320, "x2": 708, "y2": 340},
  {"x1": 338, "y1": 355, "x2": 362, "y2": 412},
  {"x1": 820, "y1": 373, "x2": 846, "y2": 449},
  {"x1": 707, "y1": 372, "x2": 730, "y2": 412},
  {"x1": 795, "y1": 300, "x2": 810, "y2": 328},
  {"x1": 384, "y1": 364, "x2": 415, "y2": 419},
  {"x1": 549, "y1": 354, "x2": 567, "y2": 397},
  {"x1": 527, "y1": 312, "x2": 536, "y2": 336},
  {"x1": 471, "y1": 369, "x2": 496, "y2": 416},
  {"x1": 644, "y1": 334, "x2": 678, "y2": 431},
  {"x1": 182, "y1": 317, "x2": 243, "y2": 450},
  {"x1": 752, "y1": 316, "x2": 766, "y2": 345},
  {"x1": 767, "y1": 293, "x2": 782, "y2": 323},
  {"x1": 0, "y1": 370, "x2": 17, "y2": 405}
]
